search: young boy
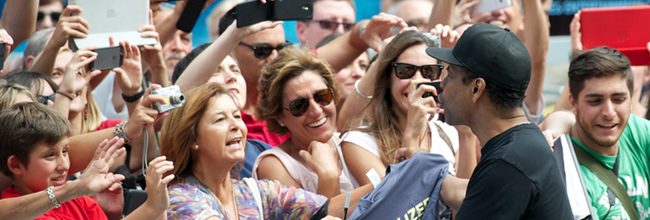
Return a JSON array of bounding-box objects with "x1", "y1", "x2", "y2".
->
[{"x1": 0, "y1": 102, "x2": 174, "y2": 219}]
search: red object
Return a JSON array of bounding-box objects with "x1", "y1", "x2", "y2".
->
[
  {"x1": 2, "y1": 187, "x2": 108, "y2": 220},
  {"x1": 581, "y1": 5, "x2": 650, "y2": 66},
  {"x1": 242, "y1": 111, "x2": 290, "y2": 147}
]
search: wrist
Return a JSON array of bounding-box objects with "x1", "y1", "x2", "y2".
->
[
  {"x1": 122, "y1": 88, "x2": 144, "y2": 103},
  {"x1": 349, "y1": 21, "x2": 369, "y2": 50},
  {"x1": 56, "y1": 90, "x2": 77, "y2": 100}
]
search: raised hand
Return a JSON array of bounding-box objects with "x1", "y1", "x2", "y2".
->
[
  {"x1": 115, "y1": 41, "x2": 144, "y2": 96},
  {"x1": 76, "y1": 137, "x2": 126, "y2": 196},
  {"x1": 58, "y1": 50, "x2": 102, "y2": 95},
  {"x1": 430, "y1": 24, "x2": 460, "y2": 49},
  {"x1": 397, "y1": 81, "x2": 439, "y2": 162},
  {"x1": 124, "y1": 84, "x2": 166, "y2": 138},
  {"x1": 360, "y1": 13, "x2": 407, "y2": 52},
  {"x1": 50, "y1": 6, "x2": 89, "y2": 49},
  {"x1": 143, "y1": 156, "x2": 175, "y2": 213},
  {"x1": 570, "y1": 12, "x2": 583, "y2": 51}
]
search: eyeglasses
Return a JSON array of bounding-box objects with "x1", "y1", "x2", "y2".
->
[
  {"x1": 284, "y1": 89, "x2": 334, "y2": 117},
  {"x1": 37, "y1": 11, "x2": 61, "y2": 23},
  {"x1": 310, "y1": 20, "x2": 354, "y2": 31},
  {"x1": 37, "y1": 94, "x2": 55, "y2": 105},
  {"x1": 392, "y1": 62, "x2": 444, "y2": 80},
  {"x1": 239, "y1": 41, "x2": 291, "y2": 60}
]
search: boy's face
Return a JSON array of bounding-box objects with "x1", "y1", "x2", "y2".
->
[{"x1": 13, "y1": 138, "x2": 70, "y2": 193}]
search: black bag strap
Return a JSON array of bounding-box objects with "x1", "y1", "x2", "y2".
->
[{"x1": 572, "y1": 143, "x2": 639, "y2": 220}]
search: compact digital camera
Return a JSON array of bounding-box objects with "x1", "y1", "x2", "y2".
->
[{"x1": 151, "y1": 85, "x2": 185, "y2": 113}]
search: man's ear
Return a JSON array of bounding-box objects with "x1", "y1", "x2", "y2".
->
[
  {"x1": 7, "y1": 155, "x2": 25, "y2": 177},
  {"x1": 569, "y1": 94, "x2": 577, "y2": 114},
  {"x1": 471, "y1": 78, "x2": 486, "y2": 103},
  {"x1": 296, "y1": 21, "x2": 308, "y2": 43},
  {"x1": 24, "y1": 55, "x2": 35, "y2": 69}
]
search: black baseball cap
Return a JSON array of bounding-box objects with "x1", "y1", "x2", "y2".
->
[{"x1": 426, "y1": 24, "x2": 531, "y2": 92}]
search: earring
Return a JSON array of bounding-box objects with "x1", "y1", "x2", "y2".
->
[
  {"x1": 193, "y1": 145, "x2": 199, "y2": 150},
  {"x1": 279, "y1": 122, "x2": 285, "y2": 127}
]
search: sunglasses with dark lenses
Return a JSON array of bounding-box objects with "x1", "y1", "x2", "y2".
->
[
  {"x1": 37, "y1": 11, "x2": 61, "y2": 22},
  {"x1": 312, "y1": 20, "x2": 354, "y2": 31},
  {"x1": 239, "y1": 41, "x2": 292, "y2": 60},
  {"x1": 37, "y1": 94, "x2": 55, "y2": 105},
  {"x1": 284, "y1": 89, "x2": 334, "y2": 117},
  {"x1": 392, "y1": 62, "x2": 444, "y2": 80}
]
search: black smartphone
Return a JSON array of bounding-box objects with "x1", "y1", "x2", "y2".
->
[
  {"x1": 0, "y1": 43, "x2": 5, "y2": 71},
  {"x1": 176, "y1": 0, "x2": 209, "y2": 32},
  {"x1": 235, "y1": 1, "x2": 272, "y2": 27},
  {"x1": 418, "y1": 81, "x2": 443, "y2": 103},
  {"x1": 235, "y1": 0, "x2": 313, "y2": 28},
  {"x1": 273, "y1": 0, "x2": 313, "y2": 20},
  {"x1": 89, "y1": 46, "x2": 123, "y2": 71}
]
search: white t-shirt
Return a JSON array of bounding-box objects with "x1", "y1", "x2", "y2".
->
[
  {"x1": 92, "y1": 73, "x2": 129, "y2": 120},
  {"x1": 340, "y1": 120, "x2": 459, "y2": 187}
]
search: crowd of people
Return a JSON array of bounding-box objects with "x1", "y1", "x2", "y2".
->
[{"x1": 0, "y1": 0, "x2": 648, "y2": 219}]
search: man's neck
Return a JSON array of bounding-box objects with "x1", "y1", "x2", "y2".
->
[
  {"x1": 244, "y1": 87, "x2": 259, "y2": 120},
  {"x1": 471, "y1": 109, "x2": 530, "y2": 148}
]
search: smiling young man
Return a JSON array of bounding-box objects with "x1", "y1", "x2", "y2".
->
[{"x1": 565, "y1": 47, "x2": 649, "y2": 219}]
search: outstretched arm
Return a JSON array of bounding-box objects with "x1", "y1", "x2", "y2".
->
[
  {"x1": 522, "y1": 0, "x2": 549, "y2": 118},
  {"x1": 0, "y1": 0, "x2": 37, "y2": 49}
]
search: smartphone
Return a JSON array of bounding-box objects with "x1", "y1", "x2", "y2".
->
[
  {"x1": 273, "y1": 0, "x2": 313, "y2": 20},
  {"x1": 235, "y1": 1, "x2": 273, "y2": 27},
  {"x1": 472, "y1": 0, "x2": 512, "y2": 14},
  {"x1": 235, "y1": 0, "x2": 313, "y2": 28},
  {"x1": 0, "y1": 43, "x2": 5, "y2": 71},
  {"x1": 176, "y1": 0, "x2": 209, "y2": 32},
  {"x1": 89, "y1": 46, "x2": 123, "y2": 71},
  {"x1": 418, "y1": 81, "x2": 443, "y2": 103}
]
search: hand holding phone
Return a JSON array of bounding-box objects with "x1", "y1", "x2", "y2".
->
[
  {"x1": 417, "y1": 81, "x2": 443, "y2": 103},
  {"x1": 88, "y1": 46, "x2": 124, "y2": 71}
]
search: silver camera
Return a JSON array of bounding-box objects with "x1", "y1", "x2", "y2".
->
[{"x1": 151, "y1": 85, "x2": 185, "y2": 113}]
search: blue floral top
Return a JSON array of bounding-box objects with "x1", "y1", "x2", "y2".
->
[{"x1": 168, "y1": 176, "x2": 327, "y2": 220}]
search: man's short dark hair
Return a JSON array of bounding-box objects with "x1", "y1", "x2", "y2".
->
[
  {"x1": 568, "y1": 47, "x2": 633, "y2": 98},
  {"x1": 457, "y1": 64, "x2": 526, "y2": 110},
  {"x1": 0, "y1": 102, "x2": 70, "y2": 177},
  {"x1": 171, "y1": 43, "x2": 211, "y2": 85}
]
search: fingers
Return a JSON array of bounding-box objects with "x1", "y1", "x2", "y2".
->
[
  {"x1": 61, "y1": 5, "x2": 81, "y2": 17},
  {"x1": 140, "y1": 84, "x2": 165, "y2": 107}
]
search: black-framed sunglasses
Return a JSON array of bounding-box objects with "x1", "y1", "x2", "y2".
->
[
  {"x1": 37, "y1": 94, "x2": 55, "y2": 105},
  {"x1": 239, "y1": 41, "x2": 292, "y2": 60},
  {"x1": 37, "y1": 11, "x2": 61, "y2": 23},
  {"x1": 311, "y1": 20, "x2": 354, "y2": 31},
  {"x1": 284, "y1": 89, "x2": 334, "y2": 117},
  {"x1": 392, "y1": 62, "x2": 444, "y2": 80}
]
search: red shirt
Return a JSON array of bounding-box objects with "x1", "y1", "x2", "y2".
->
[
  {"x1": 242, "y1": 111, "x2": 290, "y2": 147},
  {"x1": 2, "y1": 187, "x2": 108, "y2": 220},
  {"x1": 94, "y1": 119, "x2": 123, "y2": 131}
]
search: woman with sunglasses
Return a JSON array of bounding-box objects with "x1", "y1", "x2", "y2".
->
[
  {"x1": 340, "y1": 30, "x2": 470, "y2": 188},
  {"x1": 5, "y1": 71, "x2": 58, "y2": 106},
  {"x1": 163, "y1": 82, "x2": 371, "y2": 219},
  {"x1": 255, "y1": 47, "x2": 354, "y2": 198}
]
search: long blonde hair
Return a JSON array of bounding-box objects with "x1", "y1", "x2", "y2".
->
[{"x1": 358, "y1": 30, "x2": 437, "y2": 165}]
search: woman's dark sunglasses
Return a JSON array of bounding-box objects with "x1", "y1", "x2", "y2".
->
[
  {"x1": 37, "y1": 11, "x2": 61, "y2": 22},
  {"x1": 37, "y1": 94, "x2": 55, "y2": 105},
  {"x1": 392, "y1": 62, "x2": 444, "y2": 80},
  {"x1": 239, "y1": 41, "x2": 292, "y2": 60},
  {"x1": 284, "y1": 89, "x2": 334, "y2": 117}
]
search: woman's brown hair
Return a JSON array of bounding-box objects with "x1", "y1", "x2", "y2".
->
[
  {"x1": 257, "y1": 46, "x2": 339, "y2": 134},
  {"x1": 160, "y1": 83, "x2": 233, "y2": 184}
]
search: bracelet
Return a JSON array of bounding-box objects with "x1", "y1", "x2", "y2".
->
[
  {"x1": 113, "y1": 121, "x2": 130, "y2": 144},
  {"x1": 46, "y1": 186, "x2": 61, "y2": 208},
  {"x1": 354, "y1": 80, "x2": 373, "y2": 100},
  {"x1": 56, "y1": 90, "x2": 76, "y2": 100},
  {"x1": 121, "y1": 88, "x2": 144, "y2": 103}
]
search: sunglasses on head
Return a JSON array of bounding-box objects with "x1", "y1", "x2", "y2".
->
[
  {"x1": 37, "y1": 94, "x2": 55, "y2": 105},
  {"x1": 392, "y1": 62, "x2": 444, "y2": 80},
  {"x1": 284, "y1": 89, "x2": 334, "y2": 117},
  {"x1": 37, "y1": 11, "x2": 61, "y2": 22},
  {"x1": 311, "y1": 20, "x2": 354, "y2": 31},
  {"x1": 239, "y1": 41, "x2": 291, "y2": 60}
]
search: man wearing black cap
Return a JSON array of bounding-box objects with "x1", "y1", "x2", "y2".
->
[{"x1": 427, "y1": 23, "x2": 573, "y2": 219}]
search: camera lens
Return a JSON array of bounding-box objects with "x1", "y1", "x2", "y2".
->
[{"x1": 169, "y1": 94, "x2": 185, "y2": 105}]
